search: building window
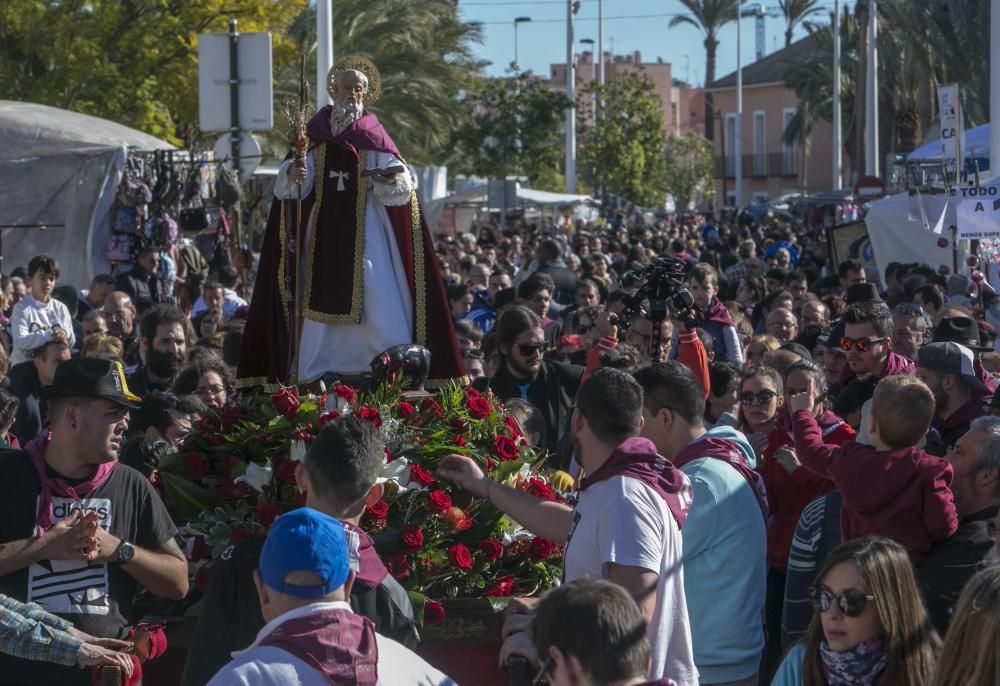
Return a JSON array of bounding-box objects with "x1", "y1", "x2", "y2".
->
[
  {"x1": 782, "y1": 107, "x2": 797, "y2": 176},
  {"x1": 724, "y1": 113, "x2": 737, "y2": 177},
  {"x1": 752, "y1": 111, "x2": 766, "y2": 177}
]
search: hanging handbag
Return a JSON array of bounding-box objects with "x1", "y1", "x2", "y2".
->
[
  {"x1": 179, "y1": 208, "x2": 208, "y2": 233},
  {"x1": 105, "y1": 233, "x2": 137, "y2": 263}
]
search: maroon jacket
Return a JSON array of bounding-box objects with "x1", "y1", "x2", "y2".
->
[{"x1": 791, "y1": 409, "x2": 958, "y2": 564}]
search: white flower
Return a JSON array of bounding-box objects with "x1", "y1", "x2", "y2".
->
[
  {"x1": 379, "y1": 456, "x2": 417, "y2": 492},
  {"x1": 289, "y1": 439, "x2": 307, "y2": 463},
  {"x1": 235, "y1": 462, "x2": 273, "y2": 493}
]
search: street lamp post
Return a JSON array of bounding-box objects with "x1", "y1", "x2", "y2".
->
[
  {"x1": 580, "y1": 38, "x2": 596, "y2": 123},
  {"x1": 833, "y1": 0, "x2": 842, "y2": 190},
  {"x1": 735, "y1": 5, "x2": 743, "y2": 209},
  {"x1": 514, "y1": 17, "x2": 531, "y2": 69},
  {"x1": 566, "y1": 0, "x2": 580, "y2": 194}
]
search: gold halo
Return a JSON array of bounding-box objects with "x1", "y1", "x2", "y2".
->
[{"x1": 327, "y1": 55, "x2": 382, "y2": 105}]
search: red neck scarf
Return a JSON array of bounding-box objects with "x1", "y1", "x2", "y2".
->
[
  {"x1": 27, "y1": 435, "x2": 117, "y2": 536},
  {"x1": 674, "y1": 434, "x2": 769, "y2": 520},
  {"x1": 695, "y1": 297, "x2": 735, "y2": 327},
  {"x1": 259, "y1": 607, "x2": 378, "y2": 685},
  {"x1": 579, "y1": 437, "x2": 693, "y2": 529}
]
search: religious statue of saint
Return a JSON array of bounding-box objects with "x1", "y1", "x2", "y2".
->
[{"x1": 237, "y1": 56, "x2": 465, "y2": 389}]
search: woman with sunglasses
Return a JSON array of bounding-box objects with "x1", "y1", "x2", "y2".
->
[
  {"x1": 757, "y1": 361, "x2": 856, "y2": 675},
  {"x1": 737, "y1": 367, "x2": 784, "y2": 459},
  {"x1": 772, "y1": 536, "x2": 940, "y2": 686}
]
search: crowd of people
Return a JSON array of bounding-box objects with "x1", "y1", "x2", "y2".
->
[{"x1": 0, "y1": 206, "x2": 997, "y2": 686}]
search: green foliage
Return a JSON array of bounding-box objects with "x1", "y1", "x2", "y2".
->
[
  {"x1": 663, "y1": 132, "x2": 715, "y2": 212},
  {"x1": 578, "y1": 70, "x2": 667, "y2": 208},
  {"x1": 450, "y1": 71, "x2": 570, "y2": 191},
  {"x1": 0, "y1": 0, "x2": 306, "y2": 145}
]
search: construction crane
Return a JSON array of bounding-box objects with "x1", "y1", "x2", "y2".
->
[{"x1": 742, "y1": 3, "x2": 781, "y2": 61}]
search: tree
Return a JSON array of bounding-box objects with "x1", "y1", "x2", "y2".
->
[
  {"x1": 663, "y1": 132, "x2": 714, "y2": 211},
  {"x1": 669, "y1": 0, "x2": 739, "y2": 141},
  {"x1": 275, "y1": 0, "x2": 483, "y2": 164},
  {"x1": 0, "y1": 0, "x2": 306, "y2": 145},
  {"x1": 577, "y1": 70, "x2": 667, "y2": 208},
  {"x1": 778, "y1": 0, "x2": 823, "y2": 47},
  {"x1": 450, "y1": 71, "x2": 569, "y2": 191}
]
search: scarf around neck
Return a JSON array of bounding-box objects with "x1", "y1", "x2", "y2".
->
[
  {"x1": 674, "y1": 434, "x2": 769, "y2": 520},
  {"x1": 820, "y1": 637, "x2": 887, "y2": 686},
  {"x1": 259, "y1": 606, "x2": 378, "y2": 685},
  {"x1": 27, "y1": 435, "x2": 117, "y2": 537},
  {"x1": 696, "y1": 297, "x2": 735, "y2": 328},
  {"x1": 579, "y1": 437, "x2": 692, "y2": 529}
]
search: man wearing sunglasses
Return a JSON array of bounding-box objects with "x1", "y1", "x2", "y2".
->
[{"x1": 837, "y1": 303, "x2": 914, "y2": 390}]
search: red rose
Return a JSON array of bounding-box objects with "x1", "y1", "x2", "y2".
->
[
  {"x1": 220, "y1": 407, "x2": 247, "y2": 431},
  {"x1": 448, "y1": 543, "x2": 474, "y2": 571},
  {"x1": 271, "y1": 389, "x2": 301, "y2": 417},
  {"x1": 505, "y1": 415, "x2": 522, "y2": 438},
  {"x1": 194, "y1": 564, "x2": 212, "y2": 592},
  {"x1": 452, "y1": 434, "x2": 467, "y2": 448},
  {"x1": 483, "y1": 574, "x2": 515, "y2": 597},
  {"x1": 443, "y1": 506, "x2": 473, "y2": 532},
  {"x1": 220, "y1": 454, "x2": 243, "y2": 477},
  {"x1": 424, "y1": 599, "x2": 446, "y2": 626},
  {"x1": 465, "y1": 387, "x2": 481, "y2": 398},
  {"x1": 276, "y1": 459, "x2": 299, "y2": 485},
  {"x1": 408, "y1": 464, "x2": 435, "y2": 488},
  {"x1": 319, "y1": 411, "x2": 340, "y2": 427},
  {"x1": 334, "y1": 384, "x2": 357, "y2": 403},
  {"x1": 493, "y1": 435, "x2": 519, "y2": 461},
  {"x1": 479, "y1": 539, "x2": 504, "y2": 563},
  {"x1": 527, "y1": 477, "x2": 557, "y2": 502},
  {"x1": 396, "y1": 401, "x2": 416, "y2": 419},
  {"x1": 229, "y1": 527, "x2": 252, "y2": 545},
  {"x1": 365, "y1": 500, "x2": 389, "y2": 520},
  {"x1": 185, "y1": 453, "x2": 209, "y2": 480},
  {"x1": 400, "y1": 524, "x2": 424, "y2": 552},
  {"x1": 357, "y1": 405, "x2": 382, "y2": 429},
  {"x1": 426, "y1": 490, "x2": 452, "y2": 514},
  {"x1": 450, "y1": 416, "x2": 467, "y2": 432},
  {"x1": 255, "y1": 502, "x2": 281, "y2": 527},
  {"x1": 220, "y1": 478, "x2": 248, "y2": 501},
  {"x1": 208, "y1": 434, "x2": 227, "y2": 447},
  {"x1": 386, "y1": 554, "x2": 410, "y2": 580},
  {"x1": 467, "y1": 396, "x2": 491, "y2": 420},
  {"x1": 529, "y1": 536, "x2": 556, "y2": 563},
  {"x1": 421, "y1": 397, "x2": 444, "y2": 418},
  {"x1": 187, "y1": 535, "x2": 212, "y2": 561}
]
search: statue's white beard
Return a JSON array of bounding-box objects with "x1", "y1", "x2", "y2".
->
[{"x1": 330, "y1": 98, "x2": 363, "y2": 135}]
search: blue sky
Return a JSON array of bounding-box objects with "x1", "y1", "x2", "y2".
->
[{"x1": 458, "y1": 0, "x2": 852, "y2": 85}]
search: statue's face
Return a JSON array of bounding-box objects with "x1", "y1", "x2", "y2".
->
[{"x1": 334, "y1": 71, "x2": 367, "y2": 105}]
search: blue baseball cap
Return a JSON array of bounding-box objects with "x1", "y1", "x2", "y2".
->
[{"x1": 258, "y1": 508, "x2": 351, "y2": 599}]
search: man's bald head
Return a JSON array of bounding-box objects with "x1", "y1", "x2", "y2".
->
[{"x1": 104, "y1": 291, "x2": 136, "y2": 338}]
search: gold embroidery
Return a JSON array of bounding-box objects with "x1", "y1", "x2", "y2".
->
[
  {"x1": 302, "y1": 148, "x2": 367, "y2": 324},
  {"x1": 411, "y1": 192, "x2": 427, "y2": 346}
]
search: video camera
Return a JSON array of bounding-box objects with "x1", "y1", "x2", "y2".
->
[{"x1": 617, "y1": 256, "x2": 696, "y2": 332}]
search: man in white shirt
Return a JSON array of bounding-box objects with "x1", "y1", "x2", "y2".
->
[
  {"x1": 439, "y1": 368, "x2": 698, "y2": 686},
  {"x1": 207, "y1": 508, "x2": 455, "y2": 686}
]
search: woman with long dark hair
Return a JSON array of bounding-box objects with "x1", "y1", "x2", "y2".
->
[{"x1": 772, "y1": 536, "x2": 940, "y2": 686}]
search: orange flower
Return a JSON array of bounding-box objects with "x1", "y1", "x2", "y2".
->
[{"x1": 443, "y1": 506, "x2": 473, "y2": 532}]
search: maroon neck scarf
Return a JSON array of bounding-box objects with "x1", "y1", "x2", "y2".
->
[
  {"x1": 27, "y1": 435, "x2": 117, "y2": 537},
  {"x1": 306, "y1": 109, "x2": 402, "y2": 159},
  {"x1": 259, "y1": 606, "x2": 378, "y2": 685},
  {"x1": 579, "y1": 437, "x2": 693, "y2": 529},
  {"x1": 674, "y1": 434, "x2": 769, "y2": 520},
  {"x1": 695, "y1": 297, "x2": 734, "y2": 328},
  {"x1": 343, "y1": 523, "x2": 389, "y2": 589}
]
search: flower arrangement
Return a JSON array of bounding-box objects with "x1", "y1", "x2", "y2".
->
[{"x1": 158, "y1": 381, "x2": 565, "y2": 626}]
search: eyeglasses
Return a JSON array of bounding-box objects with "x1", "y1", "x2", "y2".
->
[
  {"x1": 839, "y1": 336, "x2": 887, "y2": 352},
  {"x1": 740, "y1": 390, "x2": 779, "y2": 406},
  {"x1": 515, "y1": 343, "x2": 546, "y2": 357},
  {"x1": 810, "y1": 588, "x2": 875, "y2": 617},
  {"x1": 196, "y1": 384, "x2": 227, "y2": 397}
]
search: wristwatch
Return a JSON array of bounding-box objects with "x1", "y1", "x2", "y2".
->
[{"x1": 115, "y1": 541, "x2": 136, "y2": 564}]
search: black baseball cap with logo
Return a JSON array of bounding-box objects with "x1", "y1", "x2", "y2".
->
[{"x1": 42, "y1": 358, "x2": 142, "y2": 409}]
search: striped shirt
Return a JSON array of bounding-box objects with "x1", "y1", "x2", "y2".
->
[{"x1": 0, "y1": 594, "x2": 82, "y2": 666}]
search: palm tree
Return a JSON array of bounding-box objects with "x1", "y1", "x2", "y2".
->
[
  {"x1": 778, "y1": 0, "x2": 823, "y2": 47},
  {"x1": 669, "y1": 0, "x2": 739, "y2": 141},
  {"x1": 269, "y1": 0, "x2": 482, "y2": 164}
]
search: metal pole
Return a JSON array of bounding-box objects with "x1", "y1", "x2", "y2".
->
[
  {"x1": 316, "y1": 0, "x2": 333, "y2": 110},
  {"x1": 833, "y1": 0, "x2": 843, "y2": 189},
  {"x1": 735, "y1": 11, "x2": 742, "y2": 208},
  {"x1": 565, "y1": 0, "x2": 576, "y2": 194},
  {"x1": 598, "y1": 0, "x2": 605, "y2": 87},
  {"x1": 228, "y1": 19, "x2": 241, "y2": 180},
  {"x1": 514, "y1": 21, "x2": 519, "y2": 67},
  {"x1": 865, "y1": 0, "x2": 879, "y2": 176},
  {"x1": 991, "y1": 0, "x2": 1000, "y2": 176}
]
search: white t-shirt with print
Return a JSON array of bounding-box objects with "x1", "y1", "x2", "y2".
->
[{"x1": 564, "y1": 475, "x2": 698, "y2": 686}]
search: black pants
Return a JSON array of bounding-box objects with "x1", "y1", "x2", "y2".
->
[{"x1": 759, "y1": 567, "x2": 787, "y2": 685}]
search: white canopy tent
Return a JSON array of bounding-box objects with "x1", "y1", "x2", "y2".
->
[
  {"x1": 426, "y1": 185, "x2": 597, "y2": 237},
  {"x1": 0, "y1": 101, "x2": 174, "y2": 288}
]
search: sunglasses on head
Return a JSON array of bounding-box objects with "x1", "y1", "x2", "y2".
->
[
  {"x1": 810, "y1": 587, "x2": 875, "y2": 617},
  {"x1": 893, "y1": 302, "x2": 926, "y2": 317},
  {"x1": 839, "y1": 336, "x2": 887, "y2": 353},
  {"x1": 740, "y1": 390, "x2": 779, "y2": 406},
  {"x1": 515, "y1": 342, "x2": 546, "y2": 357}
]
